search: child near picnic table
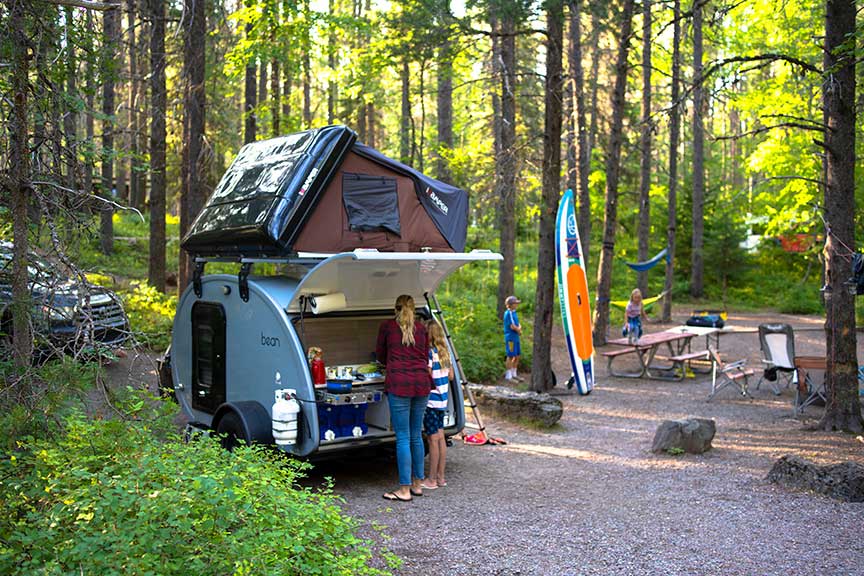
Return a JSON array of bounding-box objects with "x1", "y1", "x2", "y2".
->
[{"x1": 623, "y1": 288, "x2": 648, "y2": 344}]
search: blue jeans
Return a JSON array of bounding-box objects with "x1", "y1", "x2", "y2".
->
[{"x1": 388, "y1": 393, "x2": 428, "y2": 486}]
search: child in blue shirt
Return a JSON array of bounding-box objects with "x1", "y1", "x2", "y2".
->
[{"x1": 503, "y1": 295, "x2": 523, "y2": 382}]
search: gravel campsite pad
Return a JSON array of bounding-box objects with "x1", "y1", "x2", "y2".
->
[{"x1": 309, "y1": 310, "x2": 864, "y2": 576}]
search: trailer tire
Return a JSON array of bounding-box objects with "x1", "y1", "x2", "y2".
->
[{"x1": 213, "y1": 401, "x2": 274, "y2": 451}]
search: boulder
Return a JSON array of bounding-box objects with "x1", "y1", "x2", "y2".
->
[
  {"x1": 467, "y1": 384, "x2": 563, "y2": 427},
  {"x1": 651, "y1": 418, "x2": 716, "y2": 454},
  {"x1": 767, "y1": 455, "x2": 864, "y2": 502}
]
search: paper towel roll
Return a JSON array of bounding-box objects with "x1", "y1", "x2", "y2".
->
[{"x1": 311, "y1": 292, "x2": 347, "y2": 314}]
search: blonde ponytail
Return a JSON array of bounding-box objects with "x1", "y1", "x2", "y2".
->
[
  {"x1": 394, "y1": 294, "x2": 416, "y2": 346},
  {"x1": 427, "y1": 320, "x2": 451, "y2": 369}
]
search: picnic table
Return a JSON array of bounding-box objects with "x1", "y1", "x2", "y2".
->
[
  {"x1": 603, "y1": 330, "x2": 702, "y2": 380},
  {"x1": 665, "y1": 324, "x2": 734, "y2": 351}
]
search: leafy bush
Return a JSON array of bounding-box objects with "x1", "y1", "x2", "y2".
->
[
  {"x1": 0, "y1": 414, "x2": 393, "y2": 576},
  {"x1": 120, "y1": 281, "x2": 177, "y2": 350}
]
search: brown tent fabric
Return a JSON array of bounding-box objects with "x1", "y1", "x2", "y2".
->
[{"x1": 293, "y1": 151, "x2": 453, "y2": 253}]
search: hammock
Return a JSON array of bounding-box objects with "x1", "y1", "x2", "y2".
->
[
  {"x1": 625, "y1": 248, "x2": 670, "y2": 272},
  {"x1": 610, "y1": 290, "x2": 669, "y2": 311}
]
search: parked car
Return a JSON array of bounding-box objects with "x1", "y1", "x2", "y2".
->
[{"x1": 0, "y1": 242, "x2": 130, "y2": 359}]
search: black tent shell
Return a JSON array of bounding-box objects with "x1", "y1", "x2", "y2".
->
[{"x1": 181, "y1": 125, "x2": 469, "y2": 257}]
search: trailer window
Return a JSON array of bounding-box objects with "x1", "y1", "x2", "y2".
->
[
  {"x1": 192, "y1": 302, "x2": 226, "y2": 413},
  {"x1": 342, "y1": 173, "x2": 400, "y2": 236}
]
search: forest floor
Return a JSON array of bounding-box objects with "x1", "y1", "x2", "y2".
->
[{"x1": 110, "y1": 308, "x2": 864, "y2": 575}]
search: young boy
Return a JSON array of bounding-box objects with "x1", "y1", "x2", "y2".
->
[{"x1": 503, "y1": 295, "x2": 523, "y2": 382}]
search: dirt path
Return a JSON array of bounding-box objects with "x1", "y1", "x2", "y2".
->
[{"x1": 316, "y1": 309, "x2": 864, "y2": 576}]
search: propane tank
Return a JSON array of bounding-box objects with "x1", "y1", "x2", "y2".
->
[{"x1": 272, "y1": 383, "x2": 301, "y2": 446}]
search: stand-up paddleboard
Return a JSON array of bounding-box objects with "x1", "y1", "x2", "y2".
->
[{"x1": 555, "y1": 188, "x2": 594, "y2": 395}]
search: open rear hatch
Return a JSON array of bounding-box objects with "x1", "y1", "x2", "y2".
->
[{"x1": 286, "y1": 249, "x2": 503, "y2": 313}]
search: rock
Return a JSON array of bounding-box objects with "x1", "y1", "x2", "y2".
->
[
  {"x1": 466, "y1": 384, "x2": 563, "y2": 427},
  {"x1": 767, "y1": 455, "x2": 864, "y2": 502},
  {"x1": 651, "y1": 418, "x2": 716, "y2": 454}
]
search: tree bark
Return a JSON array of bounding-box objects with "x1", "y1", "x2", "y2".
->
[
  {"x1": 148, "y1": 0, "x2": 167, "y2": 292},
  {"x1": 400, "y1": 56, "x2": 411, "y2": 164},
  {"x1": 179, "y1": 0, "x2": 206, "y2": 291},
  {"x1": 100, "y1": 4, "x2": 118, "y2": 255},
  {"x1": 593, "y1": 0, "x2": 635, "y2": 346},
  {"x1": 436, "y1": 1, "x2": 453, "y2": 183},
  {"x1": 244, "y1": 30, "x2": 257, "y2": 144},
  {"x1": 662, "y1": 0, "x2": 682, "y2": 323},
  {"x1": 127, "y1": 0, "x2": 141, "y2": 210},
  {"x1": 8, "y1": 0, "x2": 33, "y2": 369},
  {"x1": 567, "y1": 0, "x2": 591, "y2": 270},
  {"x1": 636, "y1": 0, "x2": 652, "y2": 296},
  {"x1": 84, "y1": 10, "x2": 95, "y2": 196},
  {"x1": 586, "y1": 3, "x2": 602, "y2": 160},
  {"x1": 496, "y1": 12, "x2": 517, "y2": 320},
  {"x1": 63, "y1": 6, "x2": 78, "y2": 193},
  {"x1": 690, "y1": 0, "x2": 705, "y2": 297},
  {"x1": 327, "y1": 0, "x2": 336, "y2": 124},
  {"x1": 272, "y1": 58, "x2": 281, "y2": 136},
  {"x1": 531, "y1": 0, "x2": 565, "y2": 393},
  {"x1": 303, "y1": 0, "x2": 312, "y2": 128},
  {"x1": 819, "y1": 0, "x2": 862, "y2": 433}
]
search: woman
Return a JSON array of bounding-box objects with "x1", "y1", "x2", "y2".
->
[{"x1": 376, "y1": 294, "x2": 432, "y2": 502}]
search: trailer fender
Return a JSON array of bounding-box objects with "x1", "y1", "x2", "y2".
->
[{"x1": 212, "y1": 401, "x2": 274, "y2": 447}]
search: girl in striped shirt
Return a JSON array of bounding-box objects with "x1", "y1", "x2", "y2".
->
[{"x1": 422, "y1": 319, "x2": 451, "y2": 489}]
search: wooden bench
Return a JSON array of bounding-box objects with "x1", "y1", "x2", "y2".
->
[{"x1": 601, "y1": 347, "x2": 644, "y2": 378}]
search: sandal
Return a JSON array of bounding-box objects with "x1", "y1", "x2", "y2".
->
[
  {"x1": 420, "y1": 482, "x2": 438, "y2": 490},
  {"x1": 383, "y1": 491, "x2": 412, "y2": 502},
  {"x1": 409, "y1": 488, "x2": 424, "y2": 497},
  {"x1": 437, "y1": 480, "x2": 447, "y2": 487}
]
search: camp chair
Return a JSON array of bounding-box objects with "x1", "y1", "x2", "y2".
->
[
  {"x1": 707, "y1": 348, "x2": 756, "y2": 401},
  {"x1": 755, "y1": 324, "x2": 797, "y2": 395}
]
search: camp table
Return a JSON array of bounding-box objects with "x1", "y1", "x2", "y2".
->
[
  {"x1": 605, "y1": 330, "x2": 697, "y2": 380},
  {"x1": 666, "y1": 324, "x2": 733, "y2": 351},
  {"x1": 793, "y1": 355, "x2": 827, "y2": 415}
]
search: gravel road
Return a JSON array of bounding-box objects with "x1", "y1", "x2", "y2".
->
[{"x1": 311, "y1": 310, "x2": 864, "y2": 576}]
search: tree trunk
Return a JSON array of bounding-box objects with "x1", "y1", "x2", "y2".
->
[
  {"x1": 148, "y1": 0, "x2": 167, "y2": 292},
  {"x1": 586, "y1": 3, "x2": 602, "y2": 160},
  {"x1": 128, "y1": 0, "x2": 141, "y2": 211},
  {"x1": 436, "y1": 2, "x2": 453, "y2": 183},
  {"x1": 592, "y1": 0, "x2": 635, "y2": 346},
  {"x1": 244, "y1": 43, "x2": 257, "y2": 144},
  {"x1": 179, "y1": 0, "x2": 206, "y2": 291},
  {"x1": 259, "y1": 61, "x2": 268, "y2": 128},
  {"x1": 690, "y1": 0, "x2": 705, "y2": 298},
  {"x1": 84, "y1": 10, "x2": 95, "y2": 196},
  {"x1": 567, "y1": 0, "x2": 591, "y2": 270},
  {"x1": 400, "y1": 56, "x2": 411, "y2": 164},
  {"x1": 282, "y1": 54, "x2": 292, "y2": 128},
  {"x1": 327, "y1": 0, "x2": 336, "y2": 124},
  {"x1": 100, "y1": 5, "x2": 118, "y2": 255},
  {"x1": 636, "y1": 0, "x2": 652, "y2": 296},
  {"x1": 63, "y1": 6, "x2": 78, "y2": 193},
  {"x1": 496, "y1": 13, "x2": 517, "y2": 320},
  {"x1": 662, "y1": 0, "x2": 682, "y2": 323},
  {"x1": 272, "y1": 59, "x2": 281, "y2": 136},
  {"x1": 303, "y1": 1, "x2": 312, "y2": 129},
  {"x1": 9, "y1": 0, "x2": 33, "y2": 369},
  {"x1": 819, "y1": 0, "x2": 862, "y2": 433},
  {"x1": 531, "y1": 0, "x2": 565, "y2": 393}
]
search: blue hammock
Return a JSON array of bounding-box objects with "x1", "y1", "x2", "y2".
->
[{"x1": 625, "y1": 248, "x2": 670, "y2": 272}]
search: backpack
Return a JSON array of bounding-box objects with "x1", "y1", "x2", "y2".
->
[{"x1": 685, "y1": 314, "x2": 725, "y2": 328}]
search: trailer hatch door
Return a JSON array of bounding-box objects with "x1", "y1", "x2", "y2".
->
[{"x1": 286, "y1": 250, "x2": 502, "y2": 312}]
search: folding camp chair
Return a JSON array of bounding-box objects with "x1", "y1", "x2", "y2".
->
[
  {"x1": 707, "y1": 348, "x2": 756, "y2": 401},
  {"x1": 755, "y1": 324, "x2": 797, "y2": 395}
]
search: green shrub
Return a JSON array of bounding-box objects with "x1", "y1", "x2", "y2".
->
[
  {"x1": 120, "y1": 281, "x2": 177, "y2": 350},
  {"x1": 0, "y1": 414, "x2": 392, "y2": 576}
]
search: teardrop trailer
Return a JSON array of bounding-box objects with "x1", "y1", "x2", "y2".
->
[{"x1": 163, "y1": 125, "x2": 501, "y2": 456}]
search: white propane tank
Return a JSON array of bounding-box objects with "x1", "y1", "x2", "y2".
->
[{"x1": 272, "y1": 385, "x2": 300, "y2": 446}]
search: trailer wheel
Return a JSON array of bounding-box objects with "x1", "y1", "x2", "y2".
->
[
  {"x1": 215, "y1": 411, "x2": 247, "y2": 451},
  {"x1": 213, "y1": 402, "x2": 274, "y2": 451}
]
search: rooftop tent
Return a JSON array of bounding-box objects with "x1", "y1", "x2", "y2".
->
[{"x1": 181, "y1": 125, "x2": 469, "y2": 257}]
